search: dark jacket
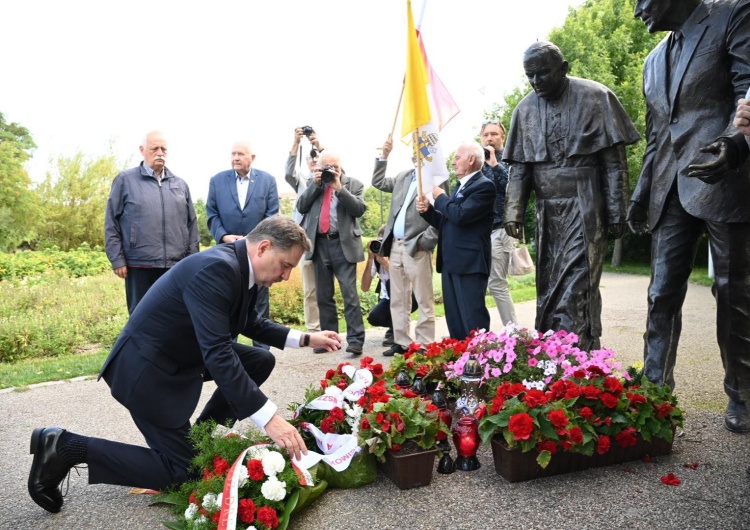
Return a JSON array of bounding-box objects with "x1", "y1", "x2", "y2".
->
[
  {"x1": 104, "y1": 163, "x2": 199, "y2": 269},
  {"x1": 99, "y1": 239, "x2": 289, "y2": 429},
  {"x1": 206, "y1": 168, "x2": 279, "y2": 243}
]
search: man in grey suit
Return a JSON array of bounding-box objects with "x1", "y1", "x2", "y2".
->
[
  {"x1": 629, "y1": 0, "x2": 750, "y2": 433},
  {"x1": 297, "y1": 151, "x2": 367, "y2": 355},
  {"x1": 207, "y1": 141, "x2": 279, "y2": 349},
  {"x1": 372, "y1": 137, "x2": 439, "y2": 356}
]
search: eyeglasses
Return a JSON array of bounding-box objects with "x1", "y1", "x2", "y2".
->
[{"x1": 482, "y1": 119, "x2": 500, "y2": 125}]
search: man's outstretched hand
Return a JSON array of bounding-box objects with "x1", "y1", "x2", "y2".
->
[
  {"x1": 687, "y1": 140, "x2": 733, "y2": 184},
  {"x1": 264, "y1": 413, "x2": 308, "y2": 461}
]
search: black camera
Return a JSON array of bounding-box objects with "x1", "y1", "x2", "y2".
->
[
  {"x1": 369, "y1": 239, "x2": 382, "y2": 254},
  {"x1": 484, "y1": 148, "x2": 491, "y2": 160},
  {"x1": 301, "y1": 125, "x2": 315, "y2": 137},
  {"x1": 320, "y1": 164, "x2": 336, "y2": 184}
]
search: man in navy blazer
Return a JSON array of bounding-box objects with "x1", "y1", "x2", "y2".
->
[
  {"x1": 207, "y1": 141, "x2": 280, "y2": 349},
  {"x1": 417, "y1": 142, "x2": 496, "y2": 340},
  {"x1": 27, "y1": 216, "x2": 342, "y2": 514}
]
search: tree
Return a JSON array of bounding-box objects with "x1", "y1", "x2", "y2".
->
[
  {"x1": 35, "y1": 149, "x2": 125, "y2": 250},
  {"x1": 0, "y1": 112, "x2": 38, "y2": 251},
  {"x1": 361, "y1": 186, "x2": 389, "y2": 238},
  {"x1": 193, "y1": 198, "x2": 213, "y2": 247}
]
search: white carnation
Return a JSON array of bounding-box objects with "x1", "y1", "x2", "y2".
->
[
  {"x1": 261, "y1": 475, "x2": 287, "y2": 501},
  {"x1": 202, "y1": 492, "x2": 219, "y2": 511},
  {"x1": 184, "y1": 502, "x2": 199, "y2": 520},
  {"x1": 236, "y1": 463, "x2": 249, "y2": 488},
  {"x1": 194, "y1": 515, "x2": 208, "y2": 525},
  {"x1": 262, "y1": 450, "x2": 286, "y2": 476}
]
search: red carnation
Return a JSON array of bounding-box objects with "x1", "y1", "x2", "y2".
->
[
  {"x1": 661, "y1": 473, "x2": 681, "y2": 486},
  {"x1": 401, "y1": 389, "x2": 418, "y2": 398},
  {"x1": 213, "y1": 456, "x2": 229, "y2": 476},
  {"x1": 568, "y1": 426, "x2": 583, "y2": 444},
  {"x1": 336, "y1": 379, "x2": 348, "y2": 391},
  {"x1": 416, "y1": 364, "x2": 429, "y2": 377},
  {"x1": 360, "y1": 356, "x2": 374, "y2": 368},
  {"x1": 572, "y1": 369, "x2": 586, "y2": 379},
  {"x1": 247, "y1": 459, "x2": 265, "y2": 481},
  {"x1": 601, "y1": 392, "x2": 619, "y2": 408},
  {"x1": 537, "y1": 440, "x2": 557, "y2": 455},
  {"x1": 548, "y1": 409, "x2": 570, "y2": 429},
  {"x1": 548, "y1": 380, "x2": 567, "y2": 400},
  {"x1": 578, "y1": 406, "x2": 594, "y2": 420},
  {"x1": 560, "y1": 439, "x2": 573, "y2": 450},
  {"x1": 523, "y1": 389, "x2": 548, "y2": 408},
  {"x1": 615, "y1": 426, "x2": 638, "y2": 448},
  {"x1": 238, "y1": 498, "x2": 256, "y2": 524},
  {"x1": 257, "y1": 506, "x2": 279, "y2": 529},
  {"x1": 325, "y1": 369, "x2": 336, "y2": 380},
  {"x1": 391, "y1": 443, "x2": 402, "y2": 452},
  {"x1": 381, "y1": 420, "x2": 391, "y2": 432},
  {"x1": 370, "y1": 364, "x2": 384, "y2": 377},
  {"x1": 426, "y1": 403, "x2": 438, "y2": 413},
  {"x1": 360, "y1": 417, "x2": 371, "y2": 430},
  {"x1": 320, "y1": 417, "x2": 336, "y2": 434},
  {"x1": 509, "y1": 383, "x2": 527, "y2": 396},
  {"x1": 508, "y1": 412, "x2": 535, "y2": 441},
  {"x1": 189, "y1": 491, "x2": 197, "y2": 505},
  {"x1": 596, "y1": 434, "x2": 611, "y2": 455},
  {"x1": 330, "y1": 407, "x2": 345, "y2": 422},
  {"x1": 320, "y1": 380, "x2": 329, "y2": 390}
]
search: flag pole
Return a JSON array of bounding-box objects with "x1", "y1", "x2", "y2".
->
[
  {"x1": 390, "y1": 81, "x2": 406, "y2": 139},
  {"x1": 413, "y1": 128, "x2": 423, "y2": 198}
]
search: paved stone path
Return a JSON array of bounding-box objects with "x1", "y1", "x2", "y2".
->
[{"x1": 2, "y1": 273, "x2": 749, "y2": 529}]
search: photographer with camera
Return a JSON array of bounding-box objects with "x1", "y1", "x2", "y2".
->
[
  {"x1": 297, "y1": 151, "x2": 367, "y2": 355},
  {"x1": 372, "y1": 136, "x2": 442, "y2": 356},
  {"x1": 361, "y1": 226, "x2": 418, "y2": 349},
  {"x1": 480, "y1": 119, "x2": 517, "y2": 325},
  {"x1": 285, "y1": 127, "x2": 324, "y2": 334}
]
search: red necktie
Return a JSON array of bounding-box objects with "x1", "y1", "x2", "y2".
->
[{"x1": 320, "y1": 186, "x2": 333, "y2": 233}]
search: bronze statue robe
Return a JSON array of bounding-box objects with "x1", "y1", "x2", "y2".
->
[{"x1": 503, "y1": 77, "x2": 639, "y2": 351}]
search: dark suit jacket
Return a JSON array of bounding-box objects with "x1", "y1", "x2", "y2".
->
[
  {"x1": 99, "y1": 240, "x2": 289, "y2": 429},
  {"x1": 632, "y1": 0, "x2": 750, "y2": 230},
  {"x1": 420, "y1": 171, "x2": 496, "y2": 275},
  {"x1": 206, "y1": 168, "x2": 279, "y2": 243},
  {"x1": 296, "y1": 174, "x2": 367, "y2": 263}
]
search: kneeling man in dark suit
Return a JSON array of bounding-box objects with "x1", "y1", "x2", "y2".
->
[{"x1": 27, "y1": 215, "x2": 342, "y2": 514}]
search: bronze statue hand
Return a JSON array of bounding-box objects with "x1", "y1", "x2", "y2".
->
[
  {"x1": 626, "y1": 201, "x2": 648, "y2": 235},
  {"x1": 504, "y1": 222, "x2": 522, "y2": 239},
  {"x1": 609, "y1": 223, "x2": 629, "y2": 240},
  {"x1": 687, "y1": 140, "x2": 732, "y2": 184}
]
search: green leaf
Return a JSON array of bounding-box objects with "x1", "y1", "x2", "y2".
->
[
  {"x1": 277, "y1": 489, "x2": 300, "y2": 530},
  {"x1": 160, "y1": 520, "x2": 186, "y2": 530},
  {"x1": 537, "y1": 449, "x2": 552, "y2": 469},
  {"x1": 149, "y1": 492, "x2": 183, "y2": 506}
]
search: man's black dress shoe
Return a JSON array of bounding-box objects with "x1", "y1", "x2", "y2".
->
[
  {"x1": 346, "y1": 344, "x2": 363, "y2": 355},
  {"x1": 383, "y1": 344, "x2": 407, "y2": 357},
  {"x1": 28, "y1": 427, "x2": 71, "y2": 513},
  {"x1": 725, "y1": 400, "x2": 750, "y2": 434}
]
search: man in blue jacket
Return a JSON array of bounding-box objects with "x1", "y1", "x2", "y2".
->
[
  {"x1": 105, "y1": 130, "x2": 200, "y2": 314},
  {"x1": 207, "y1": 142, "x2": 280, "y2": 349},
  {"x1": 417, "y1": 142, "x2": 496, "y2": 340},
  {"x1": 27, "y1": 215, "x2": 342, "y2": 514}
]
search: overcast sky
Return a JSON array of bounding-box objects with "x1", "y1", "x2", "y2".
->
[{"x1": 1, "y1": 0, "x2": 585, "y2": 199}]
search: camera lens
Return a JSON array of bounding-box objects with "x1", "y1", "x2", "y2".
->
[
  {"x1": 369, "y1": 240, "x2": 382, "y2": 254},
  {"x1": 321, "y1": 165, "x2": 335, "y2": 184}
]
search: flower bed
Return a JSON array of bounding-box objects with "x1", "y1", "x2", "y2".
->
[{"x1": 158, "y1": 326, "x2": 683, "y2": 527}]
